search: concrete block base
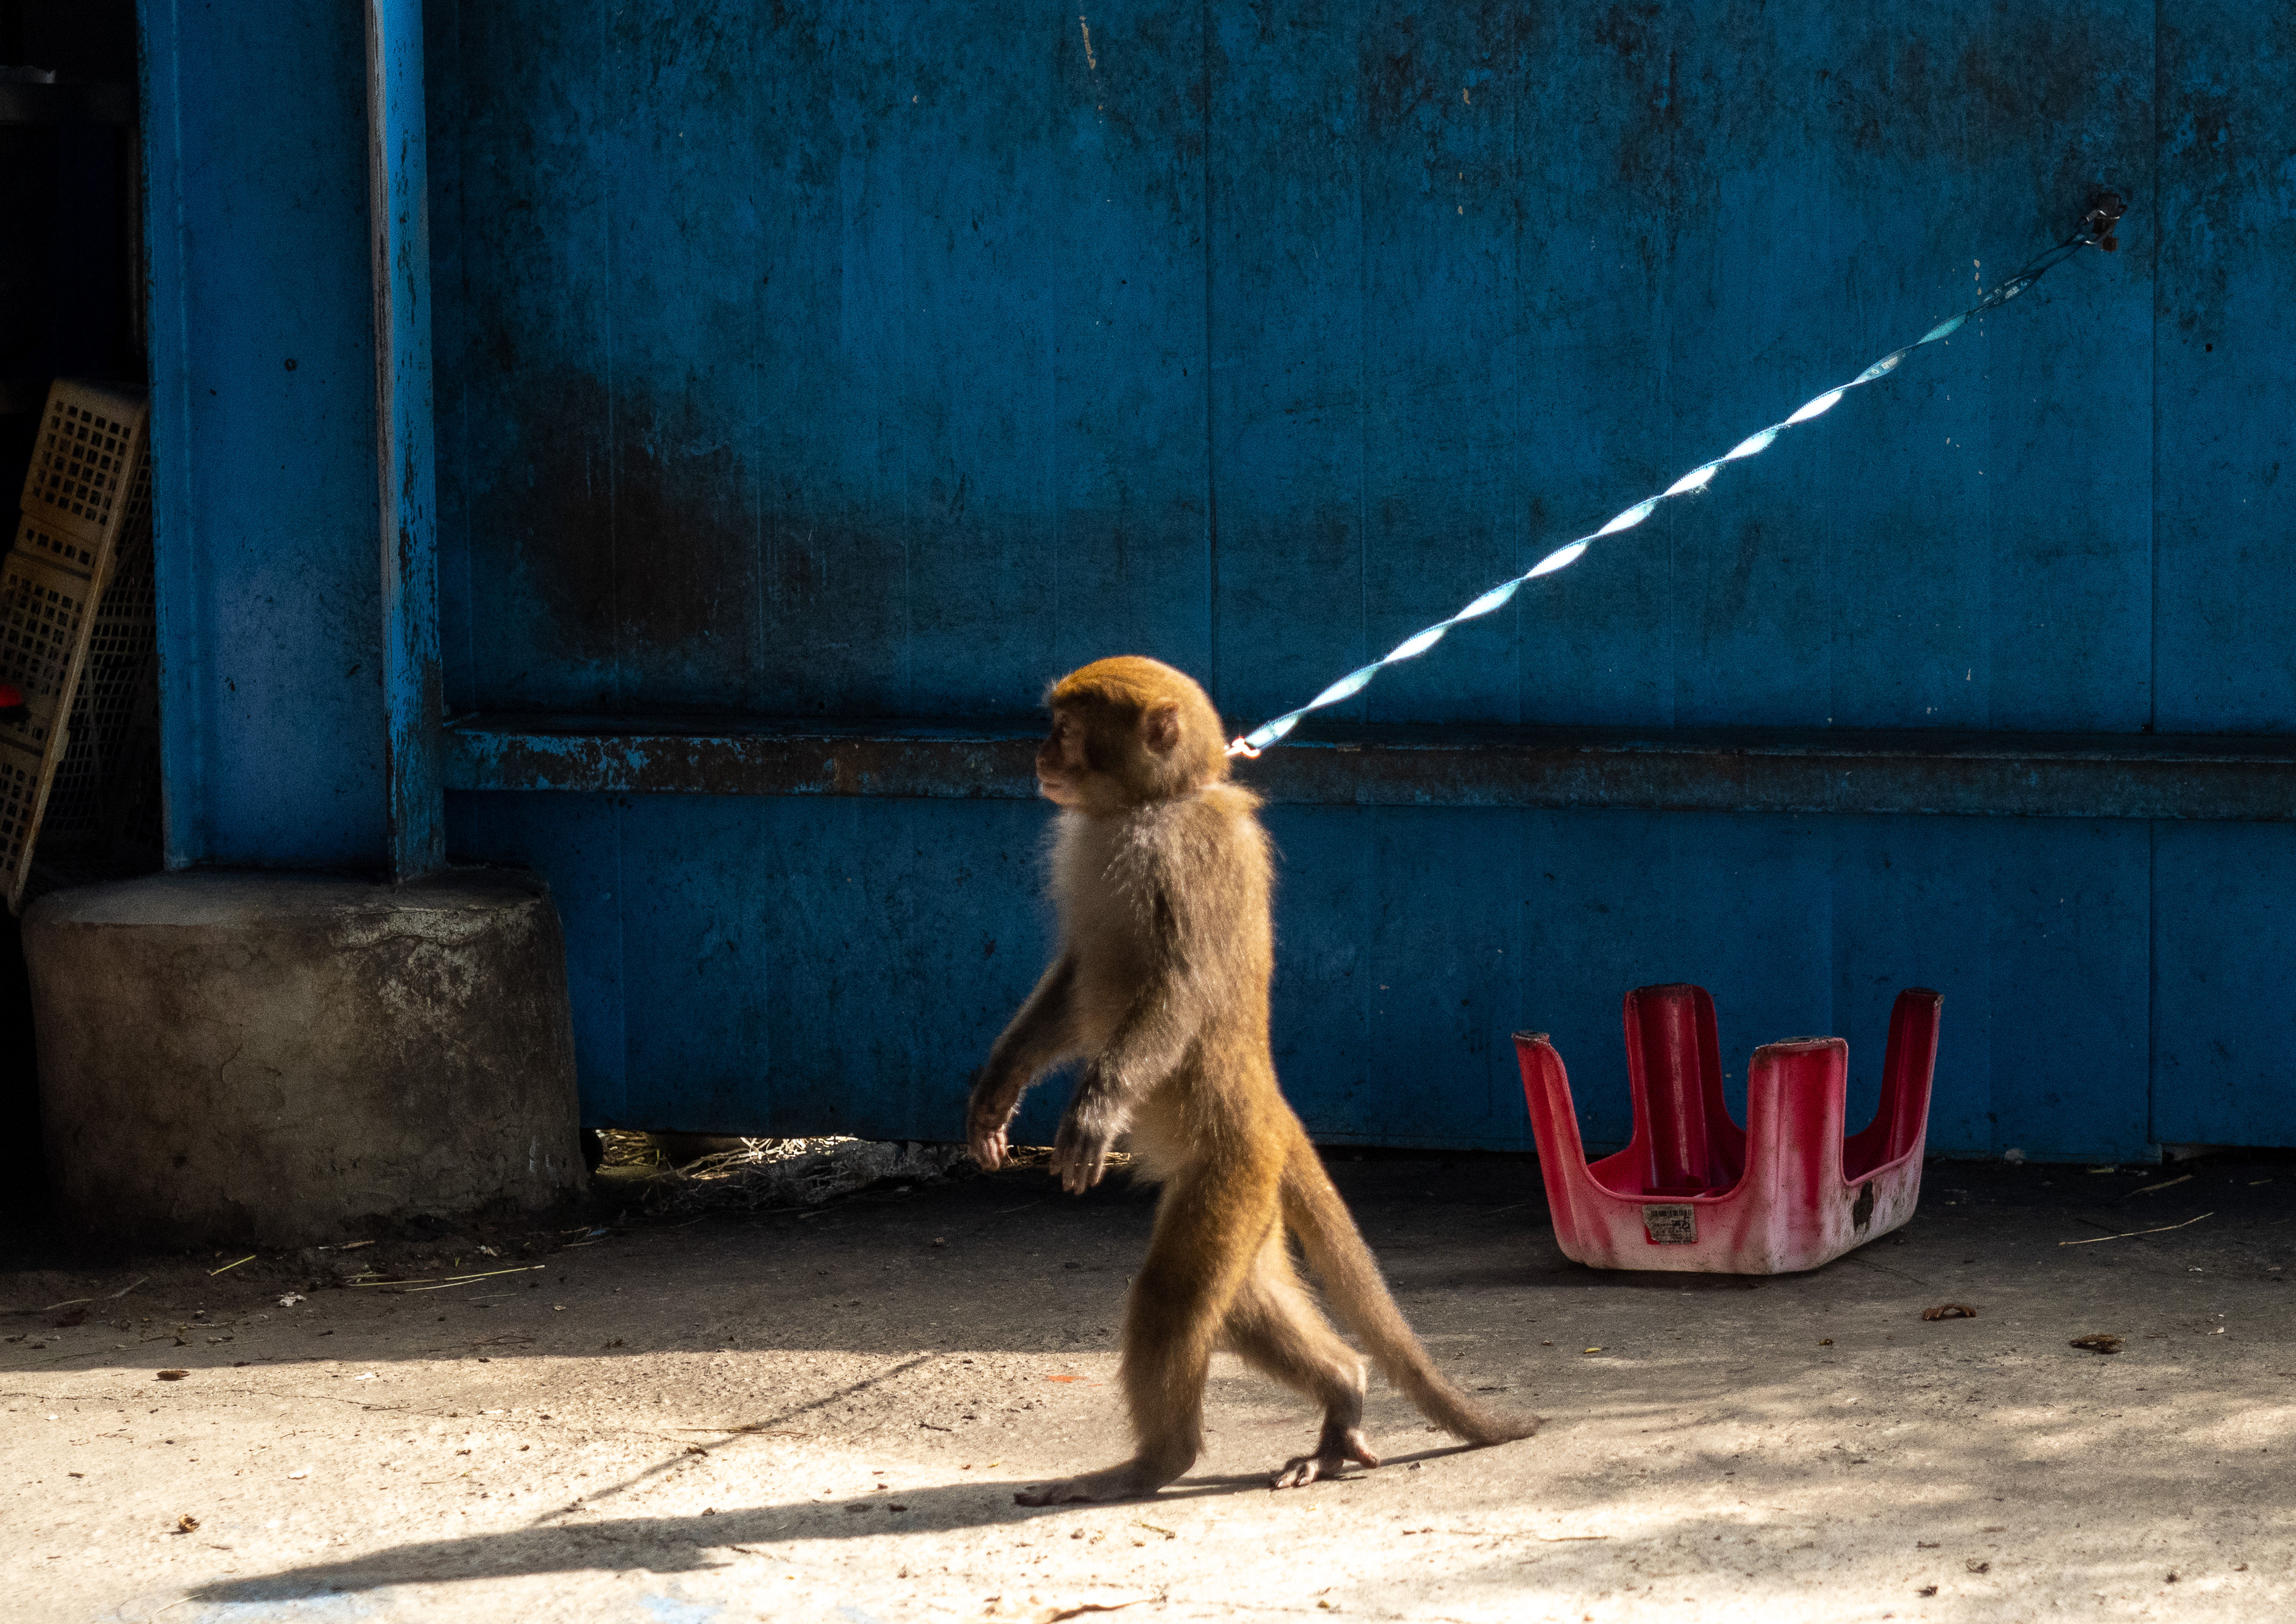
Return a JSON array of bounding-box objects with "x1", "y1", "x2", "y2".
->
[{"x1": 25, "y1": 869, "x2": 584, "y2": 1247}]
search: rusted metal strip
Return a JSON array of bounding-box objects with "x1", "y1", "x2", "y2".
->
[
  {"x1": 441, "y1": 715, "x2": 2296, "y2": 822},
  {"x1": 443, "y1": 716, "x2": 1045, "y2": 801}
]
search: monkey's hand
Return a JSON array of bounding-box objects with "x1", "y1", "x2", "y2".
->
[
  {"x1": 1051, "y1": 1097, "x2": 1125, "y2": 1194},
  {"x1": 966, "y1": 1068, "x2": 1022, "y2": 1172}
]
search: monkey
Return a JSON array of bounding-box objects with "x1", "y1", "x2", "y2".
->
[{"x1": 966, "y1": 656, "x2": 1537, "y2": 1504}]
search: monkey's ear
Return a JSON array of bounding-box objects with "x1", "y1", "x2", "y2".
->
[{"x1": 1142, "y1": 701, "x2": 1182, "y2": 755}]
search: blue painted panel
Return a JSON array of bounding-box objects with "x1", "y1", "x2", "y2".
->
[
  {"x1": 1039, "y1": 6, "x2": 1217, "y2": 681},
  {"x1": 1972, "y1": 819, "x2": 2152, "y2": 1159},
  {"x1": 1208, "y1": 2, "x2": 2154, "y2": 738},
  {"x1": 1201, "y1": 2, "x2": 1369, "y2": 722},
  {"x1": 451, "y1": 788, "x2": 1059, "y2": 1141},
  {"x1": 617, "y1": 794, "x2": 1056, "y2": 1139},
  {"x1": 2153, "y1": 5, "x2": 2296, "y2": 733},
  {"x1": 1462, "y1": 811, "x2": 2143, "y2": 1162},
  {"x1": 141, "y1": 0, "x2": 387, "y2": 868},
  {"x1": 448, "y1": 791, "x2": 631, "y2": 1120},
  {"x1": 449, "y1": 793, "x2": 2159, "y2": 1161},
  {"x1": 428, "y1": 1, "x2": 1212, "y2": 719},
  {"x1": 2152, "y1": 822, "x2": 2296, "y2": 1147},
  {"x1": 429, "y1": 4, "x2": 2157, "y2": 737},
  {"x1": 1349, "y1": 9, "x2": 1533, "y2": 729},
  {"x1": 1825, "y1": 818, "x2": 1997, "y2": 1152},
  {"x1": 1502, "y1": 810, "x2": 1839, "y2": 1150}
]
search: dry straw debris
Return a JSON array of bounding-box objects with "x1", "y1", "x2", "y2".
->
[{"x1": 615, "y1": 1133, "x2": 972, "y2": 1217}]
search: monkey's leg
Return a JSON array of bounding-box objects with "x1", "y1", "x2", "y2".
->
[
  {"x1": 1219, "y1": 1239, "x2": 1380, "y2": 1489},
  {"x1": 1014, "y1": 1174, "x2": 1272, "y2": 1506}
]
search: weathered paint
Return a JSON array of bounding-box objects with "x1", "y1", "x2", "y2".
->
[
  {"x1": 422, "y1": 3, "x2": 2166, "y2": 730},
  {"x1": 140, "y1": 0, "x2": 387, "y2": 868},
  {"x1": 367, "y1": 0, "x2": 447, "y2": 881},
  {"x1": 142, "y1": 4, "x2": 2296, "y2": 1158},
  {"x1": 446, "y1": 789, "x2": 2165, "y2": 1162}
]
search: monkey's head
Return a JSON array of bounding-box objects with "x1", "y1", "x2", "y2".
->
[{"x1": 1037, "y1": 656, "x2": 1229, "y2": 813}]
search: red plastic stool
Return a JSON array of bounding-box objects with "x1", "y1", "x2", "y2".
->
[{"x1": 1512, "y1": 985, "x2": 1942, "y2": 1274}]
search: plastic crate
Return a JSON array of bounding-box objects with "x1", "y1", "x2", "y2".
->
[
  {"x1": 1513, "y1": 984, "x2": 1942, "y2": 1274},
  {"x1": 0, "y1": 379, "x2": 156, "y2": 910},
  {"x1": 20, "y1": 381, "x2": 150, "y2": 544}
]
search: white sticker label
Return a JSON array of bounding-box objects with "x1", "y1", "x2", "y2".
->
[{"x1": 1643, "y1": 1204, "x2": 1698, "y2": 1245}]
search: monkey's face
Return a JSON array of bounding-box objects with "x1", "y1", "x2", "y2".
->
[
  {"x1": 1035, "y1": 706, "x2": 1093, "y2": 808},
  {"x1": 1038, "y1": 700, "x2": 1189, "y2": 813},
  {"x1": 1039, "y1": 656, "x2": 1230, "y2": 811}
]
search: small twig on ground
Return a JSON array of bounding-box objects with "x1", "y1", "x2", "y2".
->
[
  {"x1": 33, "y1": 1277, "x2": 155, "y2": 1314},
  {"x1": 2130, "y1": 1174, "x2": 2194, "y2": 1196},
  {"x1": 353, "y1": 1265, "x2": 548, "y2": 1291},
  {"x1": 2060, "y1": 1212, "x2": 2213, "y2": 1247},
  {"x1": 1841, "y1": 1252, "x2": 1930, "y2": 1287},
  {"x1": 23, "y1": 1278, "x2": 147, "y2": 1316},
  {"x1": 208, "y1": 1255, "x2": 256, "y2": 1277}
]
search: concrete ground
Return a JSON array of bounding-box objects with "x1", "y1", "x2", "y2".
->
[{"x1": 3, "y1": 1150, "x2": 2292, "y2": 1624}]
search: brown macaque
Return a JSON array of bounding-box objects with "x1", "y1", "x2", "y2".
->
[{"x1": 967, "y1": 656, "x2": 1538, "y2": 1504}]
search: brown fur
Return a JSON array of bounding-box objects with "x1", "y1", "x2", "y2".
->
[{"x1": 965, "y1": 656, "x2": 1538, "y2": 1503}]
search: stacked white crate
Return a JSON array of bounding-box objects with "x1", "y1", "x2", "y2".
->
[{"x1": 0, "y1": 379, "x2": 156, "y2": 910}]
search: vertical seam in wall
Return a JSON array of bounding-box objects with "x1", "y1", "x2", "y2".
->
[
  {"x1": 2148, "y1": 1, "x2": 2161, "y2": 740},
  {"x1": 612, "y1": 796, "x2": 630, "y2": 1124},
  {"x1": 749, "y1": 11, "x2": 767, "y2": 704},
  {"x1": 601, "y1": 0, "x2": 621, "y2": 709},
  {"x1": 901, "y1": 154, "x2": 913, "y2": 720},
  {"x1": 2146, "y1": 818, "x2": 2159, "y2": 1148},
  {"x1": 2145, "y1": 0, "x2": 2162, "y2": 1148},
  {"x1": 454, "y1": 0, "x2": 476, "y2": 717},
  {"x1": 1200, "y1": 0, "x2": 1218, "y2": 703},
  {"x1": 1509, "y1": 26, "x2": 1523, "y2": 727},
  {"x1": 1670, "y1": 41, "x2": 1683, "y2": 730},
  {"x1": 1978, "y1": 4, "x2": 1993, "y2": 737},
  {"x1": 899, "y1": 12, "x2": 914, "y2": 717},
  {"x1": 1355, "y1": 0, "x2": 1373, "y2": 1061},
  {"x1": 1048, "y1": 18, "x2": 1062, "y2": 682},
  {"x1": 149, "y1": 0, "x2": 202, "y2": 866},
  {"x1": 1815, "y1": 35, "x2": 1830, "y2": 739},
  {"x1": 1355, "y1": 30, "x2": 1368, "y2": 719},
  {"x1": 1507, "y1": 25, "x2": 1526, "y2": 1113}
]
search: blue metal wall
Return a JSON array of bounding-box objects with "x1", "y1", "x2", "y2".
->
[
  {"x1": 143, "y1": 3, "x2": 2296, "y2": 1159},
  {"x1": 142, "y1": 0, "x2": 388, "y2": 868}
]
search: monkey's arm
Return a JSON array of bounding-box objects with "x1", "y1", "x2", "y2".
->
[
  {"x1": 968, "y1": 952, "x2": 1080, "y2": 1171},
  {"x1": 1051, "y1": 915, "x2": 1219, "y2": 1194}
]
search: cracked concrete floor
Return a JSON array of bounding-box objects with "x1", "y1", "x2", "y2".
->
[{"x1": 2, "y1": 1151, "x2": 2292, "y2": 1623}]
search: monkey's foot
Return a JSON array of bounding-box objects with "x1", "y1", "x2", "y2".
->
[
  {"x1": 1269, "y1": 1428, "x2": 1381, "y2": 1490},
  {"x1": 1014, "y1": 1460, "x2": 1175, "y2": 1506}
]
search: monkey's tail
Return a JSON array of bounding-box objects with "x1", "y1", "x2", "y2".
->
[{"x1": 1279, "y1": 1134, "x2": 1541, "y2": 1447}]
